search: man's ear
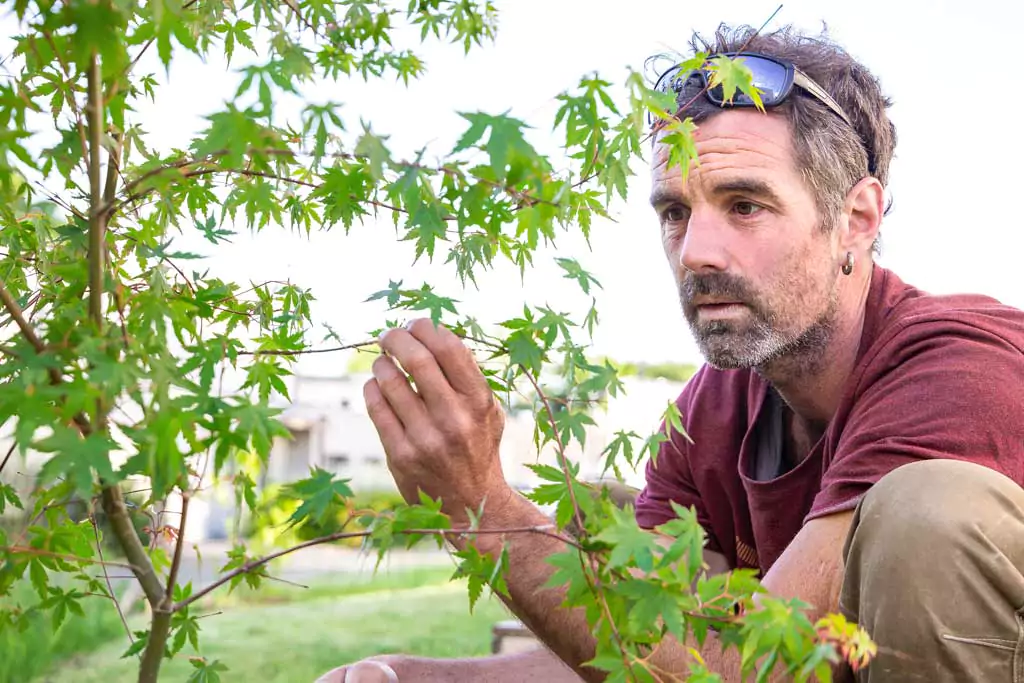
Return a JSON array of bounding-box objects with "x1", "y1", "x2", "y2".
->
[{"x1": 839, "y1": 177, "x2": 884, "y2": 256}]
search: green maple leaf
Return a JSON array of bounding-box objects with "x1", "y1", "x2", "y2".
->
[
  {"x1": 453, "y1": 112, "x2": 538, "y2": 180},
  {"x1": 313, "y1": 163, "x2": 373, "y2": 230},
  {"x1": 657, "y1": 502, "x2": 707, "y2": 582},
  {"x1": 659, "y1": 118, "x2": 700, "y2": 178},
  {"x1": 187, "y1": 658, "x2": 228, "y2": 683},
  {"x1": 451, "y1": 543, "x2": 506, "y2": 612},
  {"x1": 404, "y1": 285, "x2": 459, "y2": 324},
  {"x1": 600, "y1": 430, "x2": 639, "y2": 476},
  {"x1": 0, "y1": 483, "x2": 22, "y2": 514},
  {"x1": 283, "y1": 467, "x2": 353, "y2": 527},
  {"x1": 67, "y1": 0, "x2": 129, "y2": 75},
  {"x1": 577, "y1": 360, "x2": 623, "y2": 399},
  {"x1": 554, "y1": 257, "x2": 602, "y2": 295},
  {"x1": 506, "y1": 329, "x2": 543, "y2": 375},
  {"x1": 354, "y1": 125, "x2": 392, "y2": 180},
  {"x1": 404, "y1": 204, "x2": 449, "y2": 261},
  {"x1": 554, "y1": 408, "x2": 596, "y2": 448},
  {"x1": 594, "y1": 506, "x2": 658, "y2": 573},
  {"x1": 707, "y1": 54, "x2": 764, "y2": 109},
  {"x1": 365, "y1": 279, "x2": 405, "y2": 308},
  {"x1": 35, "y1": 428, "x2": 118, "y2": 494}
]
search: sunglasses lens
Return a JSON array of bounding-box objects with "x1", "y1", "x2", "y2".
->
[{"x1": 708, "y1": 56, "x2": 789, "y2": 106}]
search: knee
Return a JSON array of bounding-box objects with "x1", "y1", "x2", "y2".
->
[
  {"x1": 842, "y1": 459, "x2": 1024, "y2": 602},
  {"x1": 855, "y1": 459, "x2": 1020, "y2": 541}
]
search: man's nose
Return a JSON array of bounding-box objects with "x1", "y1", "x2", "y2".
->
[{"x1": 679, "y1": 209, "x2": 730, "y2": 274}]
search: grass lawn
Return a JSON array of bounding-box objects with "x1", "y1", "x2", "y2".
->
[{"x1": 38, "y1": 567, "x2": 512, "y2": 683}]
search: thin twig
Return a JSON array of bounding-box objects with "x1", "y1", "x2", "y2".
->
[
  {"x1": 173, "y1": 524, "x2": 578, "y2": 612},
  {"x1": 0, "y1": 441, "x2": 15, "y2": 475},
  {"x1": 263, "y1": 574, "x2": 309, "y2": 590},
  {"x1": 123, "y1": 0, "x2": 201, "y2": 77},
  {"x1": 524, "y1": 368, "x2": 635, "y2": 681},
  {"x1": 281, "y1": 0, "x2": 318, "y2": 34},
  {"x1": 91, "y1": 516, "x2": 135, "y2": 647},
  {"x1": 1, "y1": 545, "x2": 142, "y2": 571},
  {"x1": 238, "y1": 340, "x2": 375, "y2": 356}
]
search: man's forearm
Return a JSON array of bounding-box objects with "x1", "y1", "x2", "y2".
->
[
  {"x1": 461, "y1": 492, "x2": 742, "y2": 683},
  {"x1": 460, "y1": 491, "x2": 603, "y2": 677}
]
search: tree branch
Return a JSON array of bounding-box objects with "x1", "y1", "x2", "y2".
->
[
  {"x1": 87, "y1": 50, "x2": 167, "y2": 683},
  {"x1": 103, "y1": 132, "x2": 122, "y2": 207},
  {"x1": 173, "y1": 524, "x2": 578, "y2": 612},
  {"x1": 164, "y1": 492, "x2": 190, "y2": 599},
  {"x1": 99, "y1": 489, "x2": 165, "y2": 606},
  {"x1": 87, "y1": 54, "x2": 105, "y2": 330},
  {"x1": 0, "y1": 284, "x2": 45, "y2": 352}
]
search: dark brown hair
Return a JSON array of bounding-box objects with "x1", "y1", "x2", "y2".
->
[{"x1": 665, "y1": 24, "x2": 897, "y2": 234}]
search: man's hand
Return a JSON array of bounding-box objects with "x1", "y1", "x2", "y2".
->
[{"x1": 365, "y1": 318, "x2": 512, "y2": 523}]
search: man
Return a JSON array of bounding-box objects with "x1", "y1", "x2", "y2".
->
[{"x1": 320, "y1": 25, "x2": 1024, "y2": 682}]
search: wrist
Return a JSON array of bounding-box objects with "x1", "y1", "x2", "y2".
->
[{"x1": 450, "y1": 488, "x2": 543, "y2": 554}]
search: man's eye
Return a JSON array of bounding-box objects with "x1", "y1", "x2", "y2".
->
[
  {"x1": 733, "y1": 201, "x2": 763, "y2": 217},
  {"x1": 662, "y1": 206, "x2": 689, "y2": 223}
]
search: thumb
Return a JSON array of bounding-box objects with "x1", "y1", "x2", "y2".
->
[{"x1": 344, "y1": 661, "x2": 400, "y2": 683}]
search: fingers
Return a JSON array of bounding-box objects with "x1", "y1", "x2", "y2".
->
[
  {"x1": 404, "y1": 319, "x2": 491, "y2": 400},
  {"x1": 370, "y1": 353, "x2": 431, "y2": 431},
  {"x1": 377, "y1": 325, "x2": 455, "y2": 409},
  {"x1": 363, "y1": 375, "x2": 414, "y2": 457}
]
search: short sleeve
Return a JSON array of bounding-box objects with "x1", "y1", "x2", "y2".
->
[
  {"x1": 808, "y1": 317, "x2": 1024, "y2": 522},
  {"x1": 634, "y1": 405, "x2": 723, "y2": 555}
]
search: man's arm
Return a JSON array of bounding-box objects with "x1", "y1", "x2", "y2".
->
[{"x1": 351, "y1": 320, "x2": 852, "y2": 682}]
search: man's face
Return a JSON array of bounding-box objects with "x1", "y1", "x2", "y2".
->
[{"x1": 650, "y1": 111, "x2": 842, "y2": 372}]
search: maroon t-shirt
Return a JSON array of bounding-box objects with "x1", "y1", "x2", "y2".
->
[{"x1": 634, "y1": 265, "x2": 1024, "y2": 574}]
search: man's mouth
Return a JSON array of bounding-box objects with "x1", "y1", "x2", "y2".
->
[{"x1": 693, "y1": 301, "x2": 747, "y2": 318}]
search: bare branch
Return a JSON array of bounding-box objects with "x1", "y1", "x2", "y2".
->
[
  {"x1": 237, "y1": 339, "x2": 376, "y2": 356},
  {"x1": 1, "y1": 544, "x2": 142, "y2": 571},
  {"x1": 173, "y1": 524, "x2": 578, "y2": 612}
]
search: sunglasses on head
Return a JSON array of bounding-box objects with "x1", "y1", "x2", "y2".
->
[{"x1": 650, "y1": 51, "x2": 855, "y2": 132}]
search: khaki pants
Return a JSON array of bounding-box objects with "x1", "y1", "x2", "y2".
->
[{"x1": 841, "y1": 459, "x2": 1024, "y2": 682}]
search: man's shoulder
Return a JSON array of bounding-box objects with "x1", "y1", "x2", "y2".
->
[{"x1": 869, "y1": 267, "x2": 1024, "y2": 356}]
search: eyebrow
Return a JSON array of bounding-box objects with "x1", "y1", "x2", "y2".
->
[{"x1": 649, "y1": 178, "x2": 784, "y2": 208}]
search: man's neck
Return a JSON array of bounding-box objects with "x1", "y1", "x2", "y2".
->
[{"x1": 761, "y1": 267, "x2": 875, "y2": 428}]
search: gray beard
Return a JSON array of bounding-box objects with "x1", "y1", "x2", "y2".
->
[{"x1": 685, "y1": 291, "x2": 839, "y2": 376}]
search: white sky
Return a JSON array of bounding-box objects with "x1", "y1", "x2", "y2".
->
[{"x1": 6, "y1": 0, "x2": 1024, "y2": 375}]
